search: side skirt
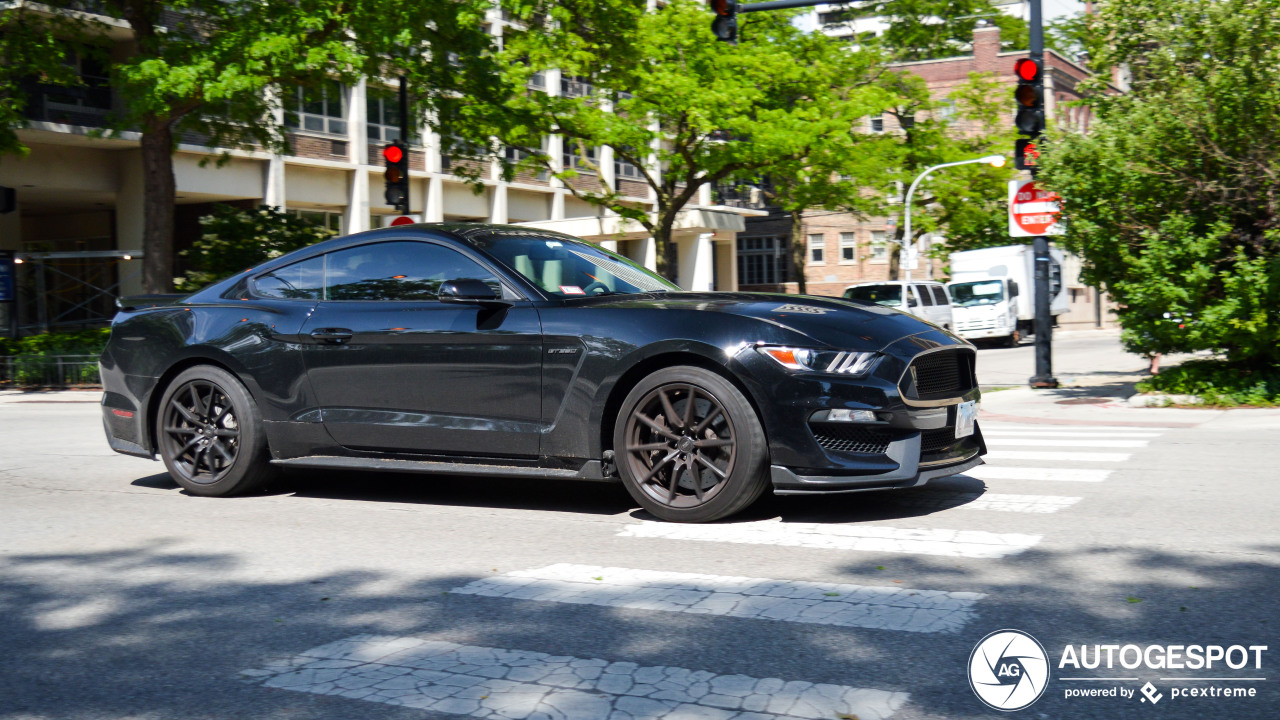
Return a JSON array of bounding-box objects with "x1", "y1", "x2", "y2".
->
[{"x1": 270, "y1": 455, "x2": 616, "y2": 482}]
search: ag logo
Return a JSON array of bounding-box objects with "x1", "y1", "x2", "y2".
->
[{"x1": 968, "y1": 629, "x2": 1050, "y2": 711}]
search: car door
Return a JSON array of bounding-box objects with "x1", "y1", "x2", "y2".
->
[
  {"x1": 929, "y1": 285, "x2": 953, "y2": 328},
  {"x1": 297, "y1": 239, "x2": 543, "y2": 457}
]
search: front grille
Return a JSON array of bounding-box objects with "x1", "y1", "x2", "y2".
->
[
  {"x1": 812, "y1": 425, "x2": 894, "y2": 455},
  {"x1": 905, "y1": 349, "x2": 976, "y2": 400},
  {"x1": 921, "y1": 426, "x2": 960, "y2": 453}
]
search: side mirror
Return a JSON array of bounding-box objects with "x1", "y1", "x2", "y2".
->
[
  {"x1": 439, "y1": 278, "x2": 506, "y2": 306},
  {"x1": 1008, "y1": 280, "x2": 1020, "y2": 298}
]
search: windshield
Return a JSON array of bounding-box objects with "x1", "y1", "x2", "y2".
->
[
  {"x1": 950, "y1": 280, "x2": 1005, "y2": 307},
  {"x1": 844, "y1": 284, "x2": 903, "y2": 307},
  {"x1": 468, "y1": 231, "x2": 679, "y2": 298}
]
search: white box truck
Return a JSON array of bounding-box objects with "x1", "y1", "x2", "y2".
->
[{"x1": 946, "y1": 245, "x2": 1069, "y2": 346}]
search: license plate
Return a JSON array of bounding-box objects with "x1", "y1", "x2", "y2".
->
[{"x1": 955, "y1": 400, "x2": 978, "y2": 439}]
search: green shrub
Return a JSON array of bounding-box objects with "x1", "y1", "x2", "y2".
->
[
  {"x1": 0, "y1": 329, "x2": 111, "y2": 386},
  {"x1": 1136, "y1": 359, "x2": 1280, "y2": 407},
  {"x1": 176, "y1": 205, "x2": 336, "y2": 292}
]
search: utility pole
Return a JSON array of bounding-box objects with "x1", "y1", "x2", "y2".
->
[{"x1": 1026, "y1": 0, "x2": 1058, "y2": 388}]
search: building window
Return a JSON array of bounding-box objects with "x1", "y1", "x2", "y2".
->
[
  {"x1": 293, "y1": 209, "x2": 343, "y2": 234},
  {"x1": 808, "y1": 234, "x2": 826, "y2": 265},
  {"x1": 284, "y1": 81, "x2": 347, "y2": 137},
  {"x1": 614, "y1": 146, "x2": 645, "y2": 180},
  {"x1": 737, "y1": 236, "x2": 788, "y2": 286},
  {"x1": 870, "y1": 231, "x2": 888, "y2": 261},
  {"x1": 870, "y1": 114, "x2": 884, "y2": 133},
  {"x1": 35, "y1": 53, "x2": 112, "y2": 124},
  {"x1": 937, "y1": 101, "x2": 955, "y2": 122},
  {"x1": 367, "y1": 88, "x2": 415, "y2": 144},
  {"x1": 560, "y1": 75, "x2": 594, "y2": 98},
  {"x1": 839, "y1": 232, "x2": 857, "y2": 264},
  {"x1": 563, "y1": 141, "x2": 598, "y2": 174}
]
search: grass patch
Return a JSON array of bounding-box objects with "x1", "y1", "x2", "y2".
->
[{"x1": 1137, "y1": 359, "x2": 1280, "y2": 407}]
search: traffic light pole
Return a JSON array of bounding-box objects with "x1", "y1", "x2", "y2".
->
[
  {"x1": 398, "y1": 75, "x2": 410, "y2": 215},
  {"x1": 1027, "y1": 0, "x2": 1058, "y2": 388}
]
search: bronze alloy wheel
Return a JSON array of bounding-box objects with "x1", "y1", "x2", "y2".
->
[
  {"x1": 623, "y1": 382, "x2": 738, "y2": 509},
  {"x1": 160, "y1": 379, "x2": 242, "y2": 484}
]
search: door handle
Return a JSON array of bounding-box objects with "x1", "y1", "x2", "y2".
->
[{"x1": 310, "y1": 328, "x2": 354, "y2": 344}]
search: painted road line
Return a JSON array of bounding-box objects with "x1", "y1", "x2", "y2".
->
[
  {"x1": 450, "y1": 564, "x2": 984, "y2": 634},
  {"x1": 984, "y1": 438, "x2": 1149, "y2": 448},
  {"x1": 618, "y1": 520, "x2": 1041, "y2": 559},
  {"x1": 980, "y1": 430, "x2": 1161, "y2": 438},
  {"x1": 963, "y1": 466, "x2": 1114, "y2": 483},
  {"x1": 900, "y1": 491, "x2": 1082, "y2": 514},
  {"x1": 983, "y1": 450, "x2": 1131, "y2": 463},
  {"x1": 242, "y1": 635, "x2": 908, "y2": 720},
  {"x1": 978, "y1": 424, "x2": 1171, "y2": 432}
]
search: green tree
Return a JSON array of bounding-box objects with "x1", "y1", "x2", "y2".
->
[
  {"x1": 0, "y1": 8, "x2": 84, "y2": 155},
  {"x1": 1, "y1": 0, "x2": 499, "y2": 293},
  {"x1": 1037, "y1": 0, "x2": 1280, "y2": 369},
  {"x1": 876, "y1": 70, "x2": 1017, "y2": 277},
  {"x1": 824, "y1": 0, "x2": 1027, "y2": 61},
  {"x1": 459, "y1": 0, "x2": 887, "y2": 281},
  {"x1": 176, "y1": 205, "x2": 335, "y2": 292}
]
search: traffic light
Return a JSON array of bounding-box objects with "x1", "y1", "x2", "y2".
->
[
  {"x1": 1013, "y1": 57, "x2": 1044, "y2": 137},
  {"x1": 709, "y1": 0, "x2": 738, "y2": 43},
  {"x1": 382, "y1": 141, "x2": 409, "y2": 213},
  {"x1": 1014, "y1": 139, "x2": 1040, "y2": 170}
]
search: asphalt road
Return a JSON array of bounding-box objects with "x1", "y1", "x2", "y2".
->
[
  {"x1": 1, "y1": 372, "x2": 1277, "y2": 719},
  {"x1": 972, "y1": 328, "x2": 1195, "y2": 389}
]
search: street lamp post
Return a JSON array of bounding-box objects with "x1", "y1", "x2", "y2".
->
[{"x1": 901, "y1": 155, "x2": 1006, "y2": 282}]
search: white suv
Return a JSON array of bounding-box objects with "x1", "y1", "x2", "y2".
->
[{"x1": 842, "y1": 281, "x2": 954, "y2": 331}]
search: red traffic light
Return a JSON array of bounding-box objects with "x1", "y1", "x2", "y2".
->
[
  {"x1": 709, "y1": 0, "x2": 736, "y2": 16},
  {"x1": 1014, "y1": 58, "x2": 1041, "y2": 82},
  {"x1": 382, "y1": 144, "x2": 404, "y2": 164}
]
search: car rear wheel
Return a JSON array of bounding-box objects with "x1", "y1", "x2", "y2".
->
[
  {"x1": 156, "y1": 365, "x2": 274, "y2": 497},
  {"x1": 615, "y1": 366, "x2": 769, "y2": 523}
]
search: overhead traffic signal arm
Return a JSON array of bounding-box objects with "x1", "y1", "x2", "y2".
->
[
  {"x1": 382, "y1": 141, "x2": 410, "y2": 213},
  {"x1": 707, "y1": 0, "x2": 832, "y2": 43}
]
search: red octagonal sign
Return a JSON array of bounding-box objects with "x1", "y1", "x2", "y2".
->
[{"x1": 1009, "y1": 180, "x2": 1061, "y2": 237}]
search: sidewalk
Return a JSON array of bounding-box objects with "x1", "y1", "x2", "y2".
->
[{"x1": 0, "y1": 389, "x2": 102, "y2": 404}]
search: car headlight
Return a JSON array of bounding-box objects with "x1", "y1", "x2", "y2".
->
[{"x1": 756, "y1": 346, "x2": 881, "y2": 377}]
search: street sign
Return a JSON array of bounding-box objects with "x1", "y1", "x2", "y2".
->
[
  {"x1": 902, "y1": 246, "x2": 919, "y2": 270},
  {"x1": 0, "y1": 251, "x2": 14, "y2": 302},
  {"x1": 1008, "y1": 180, "x2": 1062, "y2": 237},
  {"x1": 382, "y1": 215, "x2": 422, "y2": 228}
]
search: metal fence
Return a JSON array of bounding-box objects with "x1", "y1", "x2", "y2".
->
[{"x1": 0, "y1": 355, "x2": 101, "y2": 388}]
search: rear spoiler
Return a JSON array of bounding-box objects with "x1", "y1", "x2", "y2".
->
[{"x1": 116, "y1": 294, "x2": 188, "y2": 312}]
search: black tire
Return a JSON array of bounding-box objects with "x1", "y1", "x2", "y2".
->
[
  {"x1": 614, "y1": 366, "x2": 769, "y2": 523},
  {"x1": 156, "y1": 365, "x2": 274, "y2": 497}
]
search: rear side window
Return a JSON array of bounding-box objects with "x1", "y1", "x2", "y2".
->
[
  {"x1": 915, "y1": 285, "x2": 935, "y2": 306},
  {"x1": 324, "y1": 241, "x2": 502, "y2": 301},
  {"x1": 931, "y1": 285, "x2": 949, "y2": 305},
  {"x1": 252, "y1": 241, "x2": 502, "y2": 301},
  {"x1": 254, "y1": 255, "x2": 325, "y2": 300},
  {"x1": 844, "y1": 284, "x2": 902, "y2": 306}
]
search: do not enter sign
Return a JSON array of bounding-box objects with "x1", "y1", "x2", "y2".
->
[{"x1": 1008, "y1": 180, "x2": 1063, "y2": 237}]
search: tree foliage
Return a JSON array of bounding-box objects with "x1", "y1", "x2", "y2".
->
[
  {"x1": 176, "y1": 205, "x2": 335, "y2": 292},
  {"x1": 825, "y1": 0, "x2": 1027, "y2": 62},
  {"x1": 1, "y1": 0, "x2": 500, "y2": 293},
  {"x1": 1037, "y1": 0, "x2": 1280, "y2": 368},
  {"x1": 457, "y1": 0, "x2": 889, "y2": 281}
]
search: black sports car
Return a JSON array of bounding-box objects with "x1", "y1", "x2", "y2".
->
[{"x1": 101, "y1": 223, "x2": 985, "y2": 522}]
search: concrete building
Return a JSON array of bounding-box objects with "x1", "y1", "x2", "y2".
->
[
  {"x1": 0, "y1": 5, "x2": 750, "y2": 335},
  {"x1": 740, "y1": 20, "x2": 1116, "y2": 329}
]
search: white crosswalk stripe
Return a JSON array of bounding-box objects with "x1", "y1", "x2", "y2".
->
[
  {"x1": 450, "y1": 564, "x2": 985, "y2": 634},
  {"x1": 984, "y1": 438, "x2": 1149, "y2": 448},
  {"x1": 984, "y1": 449, "x2": 1131, "y2": 462},
  {"x1": 242, "y1": 635, "x2": 908, "y2": 720},
  {"x1": 897, "y1": 491, "x2": 1082, "y2": 513},
  {"x1": 981, "y1": 430, "x2": 1160, "y2": 438},
  {"x1": 963, "y1": 465, "x2": 1114, "y2": 483},
  {"x1": 619, "y1": 520, "x2": 1041, "y2": 558},
  {"x1": 978, "y1": 423, "x2": 1171, "y2": 433}
]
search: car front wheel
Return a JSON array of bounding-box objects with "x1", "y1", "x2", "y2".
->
[
  {"x1": 615, "y1": 366, "x2": 769, "y2": 523},
  {"x1": 156, "y1": 365, "x2": 274, "y2": 496}
]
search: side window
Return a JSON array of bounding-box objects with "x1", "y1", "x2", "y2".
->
[
  {"x1": 253, "y1": 255, "x2": 326, "y2": 300},
  {"x1": 915, "y1": 284, "x2": 935, "y2": 306},
  {"x1": 931, "y1": 285, "x2": 949, "y2": 305},
  {"x1": 323, "y1": 241, "x2": 501, "y2": 301}
]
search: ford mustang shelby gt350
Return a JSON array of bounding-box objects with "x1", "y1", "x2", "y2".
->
[{"x1": 101, "y1": 224, "x2": 985, "y2": 522}]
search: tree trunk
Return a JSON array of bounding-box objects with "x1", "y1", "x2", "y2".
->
[
  {"x1": 888, "y1": 223, "x2": 905, "y2": 281},
  {"x1": 788, "y1": 209, "x2": 806, "y2": 295},
  {"x1": 654, "y1": 223, "x2": 678, "y2": 284},
  {"x1": 140, "y1": 122, "x2": 176, "y2": 294}
]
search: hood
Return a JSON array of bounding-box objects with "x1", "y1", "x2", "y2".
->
[{"x1": 576, "y1": 291, "x2": 951, "y2": 351}]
